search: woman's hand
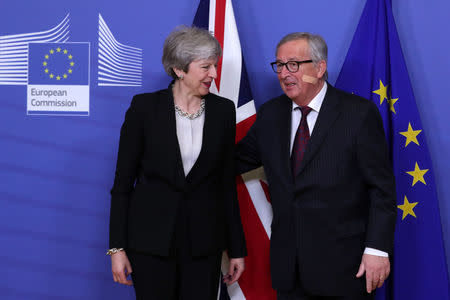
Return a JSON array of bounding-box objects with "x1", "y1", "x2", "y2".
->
[
  {"x1": 223, "y1": 258, "x2": 245, "y2": 285},
  {"x1": 111, "y1": 251, "x2": 133, "y2": 286}
]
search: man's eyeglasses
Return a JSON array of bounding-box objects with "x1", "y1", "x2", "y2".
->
[{"x1": 270, "y1": 60, "x2": 313, "y2": 73}]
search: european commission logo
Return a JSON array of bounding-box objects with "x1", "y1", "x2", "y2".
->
[
  {"x1": 97, "y1": 14, "x2": 142, "y2": 86},
  {"x1": 0, "y1": 12, "x2": 143, "y2": 116},
  {"x1": 27, "y1": 42, "x2": 90, "y2": 116}
]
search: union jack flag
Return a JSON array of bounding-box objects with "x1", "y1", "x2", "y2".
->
[{"x1": 193, "y1": 1, "x2": 276, "y2": 299}]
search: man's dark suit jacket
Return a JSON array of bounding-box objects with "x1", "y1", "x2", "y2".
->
[
  {"x1": 236, "y1": 84, "x2": 396, "y2": 296},
  {"x1": 109, "y1": 86, "x2": 246, "y2": 259}
]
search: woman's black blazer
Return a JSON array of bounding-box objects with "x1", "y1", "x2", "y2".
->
[{"x1": 109, "y1": 86, "x2": 246, "y2": 258}]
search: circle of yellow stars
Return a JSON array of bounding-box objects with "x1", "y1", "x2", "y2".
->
[
  {"x1": 43, "y1": 47, "x2": 75, "y2": 80},
  {"x1": 372, "y1": 79, "x2": 430, "y2": 222},
  {"x1": 372, "y1": 80, "x2": 398, "y2": 114}
]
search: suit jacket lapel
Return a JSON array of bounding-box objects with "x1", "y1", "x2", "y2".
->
[
  {"x1": 185, "y1": 94, "x2": 212, "y2": 182},
  {"x1": 296, "y1": 85, "x2": 341, "y2": 176},
  {"x1": 275, "y1": 95, "x2": 294, "y2": 182},
  {"x1": 165, "y1": 87, "x2": 187, "y2": 185}
]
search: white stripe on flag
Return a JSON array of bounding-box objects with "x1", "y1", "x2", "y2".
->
[
  {"x1": 208, "y1": 0, "x2": 216, "y2": 34},
  {"x1": 210, "y1": 78, "x2": 219, "y2": 95},
  {"x1": 227, "y1": 282, "x2": 247, "y2": 300},
  {"x1": 236, "y1": 100, "x2": 256, "y2": 123},
  {"x1": 218, "y1": 0, "x2": 242, "y2": 106},
  {"x1": 242, "y1": 168, "x2": 273, "y2": 238}
]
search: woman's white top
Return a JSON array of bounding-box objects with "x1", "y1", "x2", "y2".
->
[{"x1": 175, "y1": 110, "x2": 205, "y2": 176}]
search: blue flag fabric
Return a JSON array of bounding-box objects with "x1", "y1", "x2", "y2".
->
[
  {"x1": 28, "y1": 42, "x2": 89, "y2": 85},
  {"x1": 335, "y1": 0, "x2": 450, "y2": 299}
]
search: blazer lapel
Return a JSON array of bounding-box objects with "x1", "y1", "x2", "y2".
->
[
  {"x1": 274, "y1": 95, "x2": 294, "y2": 182},
  {"x1": 165, "y1": 87, "x2": 187, "y2": 185},
  {"x1": 296, "y1": 85, "x2": 341, "y2": 176},
  {"x1": 185, "y1": 94, "x2": 212, "y2": 182}
]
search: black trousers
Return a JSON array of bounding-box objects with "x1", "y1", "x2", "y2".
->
[
  {"x1": 277, "y1": 291, "x2": 374, "y2": 300},
  {"x1": 127, "y1": 195, "x2": 222, "y2": 300},
  {"x1": 277, "y1": 256, "x2": 374, "y2": 300},
  {"x1": 128, "y1": 250, "x2": 221, "y2": 300}
]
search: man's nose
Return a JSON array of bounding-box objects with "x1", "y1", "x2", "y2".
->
[{"x1": 279, "y1": 65, "x2": 290, "y2": 78}]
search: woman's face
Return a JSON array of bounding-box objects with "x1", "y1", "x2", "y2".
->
[{"x1": 178, "y1": 57, "x2": 218, "y2": 97}]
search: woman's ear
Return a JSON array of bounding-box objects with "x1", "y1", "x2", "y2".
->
[{"x1": 172, "y1": 67, "x2": 184, "y2": 79}]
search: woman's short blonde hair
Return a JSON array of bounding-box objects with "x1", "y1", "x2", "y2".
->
[{"x1": 162, "y1": 26, "x2": 222, "y2": 79}]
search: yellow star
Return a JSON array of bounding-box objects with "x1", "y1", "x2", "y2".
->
[
  {"x1": 70, "y1": 61, "x2": 74, "y2": 66},
  {"x1": 49, "y1": 73, "x2": 54, "y2": 78},
  {"x1": 399, "y1": 123, "x2": 422, "y2": 147},
  {"x1": 63, "y1": 74, "x2": 67, "y2": 79},
  {"x1": 43, "y1": 61, "x2": 47, "y2": 66},
  {"x1": 49, "y1": 49, "x2": 54, "y2": 54},
  {"x1": 373, "y1": 80, "x2": 388, "y2": 105},
  {"x1": 388, "y1": 97, "x2": 398, "y2": 114},
  {"x1": 68, "y1": 69, "x2": 72, "y2": 74},
  {"x1": 397, "y1": 196, "x2": 418, "y2": 220},
  {"x1": 44, "y1": 68, "x2": 49, "y2": 73},
  {"x1": 45, "y1": 54, "x2": 49, "y2": 59},
  {"x1": 406, "y1": 162, "x2": 429, "y2": 186},
  {"x1": 56, "y1": 75, "x2": 61, "y2": 80},
  {"x1": 63, "y1": 49, "x2": 68, "y2": 54},
  {"x1": 68, "y1": 54, "x2": 73, "y2": 59},
  {"x1": 56, "y1": 47, "x2": 61, "y2": 52}
]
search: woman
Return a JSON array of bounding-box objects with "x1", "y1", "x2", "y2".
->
[{"x1": 108, "y1": 26, "x2": 246, "y2": 300}]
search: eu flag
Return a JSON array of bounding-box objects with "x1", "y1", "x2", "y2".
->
[
  {"x1": 28, "y1": 42, "x2": 89, "y2": 85},
  {"x1": 335, "y1": 0, "x2": 450, "y2": 299}
]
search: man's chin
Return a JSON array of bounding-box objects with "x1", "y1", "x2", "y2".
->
[{"x1": 284, "y1": 90, "x2": 298, "y2": 100}]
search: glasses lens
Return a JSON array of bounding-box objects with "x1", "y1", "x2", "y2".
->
[
  {"x1": 286, "y1": 61, "x2": 299, "y2": 72},
  {"x1": 271, "y1": 63, "x2": 277, "y2": 73}
]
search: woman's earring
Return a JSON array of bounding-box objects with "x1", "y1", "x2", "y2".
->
[{"x1": 179, "y1": 74, "x2": 183, "y2": 80}]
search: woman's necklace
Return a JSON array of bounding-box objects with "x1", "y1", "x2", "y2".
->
[{"x1": 174, "y1": 99, "x2": 205, "y2": 120}]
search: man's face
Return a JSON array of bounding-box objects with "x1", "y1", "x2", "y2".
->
[{"x1": 276, "y1": 39, "x2": 324, "y2": 105}]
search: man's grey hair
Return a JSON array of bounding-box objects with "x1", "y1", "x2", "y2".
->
[
  {"x1": 162, "y1": 26, "x2": 222, "y2": 79},
  {"x1": 276, "y1": 32, "x2": 328, "y2": 80}
]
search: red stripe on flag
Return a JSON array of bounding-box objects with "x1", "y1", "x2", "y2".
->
[
  {"x1": 259, "y1": 180, "x2": 272, "y2": 204},
  {"x1": 236, "y1": 114, "x2": 256, "y2": 143},
  {"x1": 236, "y1": 176, "x2": 277, "y2": 300},
  {"x1": 214, "y1": 0, "x2": 226, "y2": 91}
]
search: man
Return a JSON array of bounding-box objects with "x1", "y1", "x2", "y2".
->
[{"x1": 236, "y1": 32, "x2": 396, "y2": 299}]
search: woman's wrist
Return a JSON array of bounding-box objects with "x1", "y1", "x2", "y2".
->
[{"x1": 106, "y1": 248, "x2": 124, "y2": 255}]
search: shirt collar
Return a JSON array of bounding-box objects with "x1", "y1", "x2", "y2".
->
[{"x1": 291, "y1": 82, "x2": 328, "y2": 113}]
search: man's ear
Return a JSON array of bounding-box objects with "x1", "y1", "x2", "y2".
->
[{"x1": 316, "y1": 60, "x2": 327, "y2": 79}]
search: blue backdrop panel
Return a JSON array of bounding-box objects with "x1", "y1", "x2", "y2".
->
[{"x1": 0, "y1": 1, "x2": 197, "y2": 299}]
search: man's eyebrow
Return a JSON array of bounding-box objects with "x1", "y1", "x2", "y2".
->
[{"x1": 275, "y1": 57, "x2": 301, "y2": 61}]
